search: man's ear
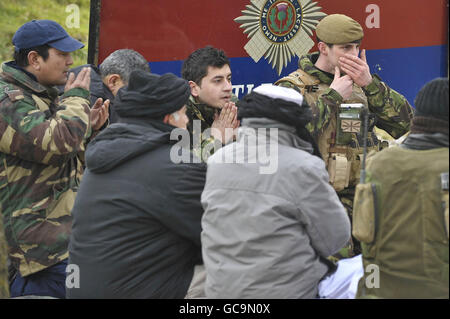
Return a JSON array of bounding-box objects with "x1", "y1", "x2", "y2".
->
[
  {"x1": 27, "y1": 51, "x2": 41, "y2": 71},
  {"x1": 105, "y1": 74, "x2": 121, "y2": 87},
  {"x1": 104, "y1": 74, "x2": 125, "y2": 96},
  {"x1": 163, "y1": 114, "x2": 171, "y2": 125},
  {"x1": 317, "y1": 42, "x2": 328, "y2": 56},
  {"x1": 189, "y1": 80, "x2": 199, "y2": 97}
]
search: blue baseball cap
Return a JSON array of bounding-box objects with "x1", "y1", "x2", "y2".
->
[{"x1": 12, "y1": 19, "x2": 84, "y2": 52}]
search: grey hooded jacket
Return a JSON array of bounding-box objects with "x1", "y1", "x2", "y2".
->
[{"x1": 201, "y1": 118, "x2": 351, "y2": 299}]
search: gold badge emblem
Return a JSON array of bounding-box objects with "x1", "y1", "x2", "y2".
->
[{"x1": 235, "y1": 0, "x2": 326, "y2": 75}]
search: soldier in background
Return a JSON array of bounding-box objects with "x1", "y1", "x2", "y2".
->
[
  {"x1": 181, "y1": 46, "x2": 239, "y2": 161},
  {"x1": 353, "y1": 78, "x2": 448, "y2": 298},
  {"x1": 0, "y1": 20, "x2": 108, "y2": 298},
  {"x1": 276, "y1": 14, "x2": 413, "y2": 258}
]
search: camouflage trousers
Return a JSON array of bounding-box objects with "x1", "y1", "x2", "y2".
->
[
  {"x1": 0, "y1": 214, "x2": 10, "y2": 298},
  {"x1": 328, "y1": 188, "x2": 362, "y2": 263}
]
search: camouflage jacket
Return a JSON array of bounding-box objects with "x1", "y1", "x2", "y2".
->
[
  {"x1": 186, "y1": 95, "x2": 238, "y2": 162},
  {"x1": 277, "y1": 53, "x2": 413, "y2": 141},
  {"x1": 277, "y1": 53, "x2": 414, "y2": 260},
  {"x1": 0, "y1": 212, "x2": 9, "y2": 298},
  {"x1": 0, "y1": 62, "x2": 91, "y2": 277}
]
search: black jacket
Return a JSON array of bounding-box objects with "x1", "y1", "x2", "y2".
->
[{"x1": 67, "y1": 118, "x2": 206, "y2": 298}]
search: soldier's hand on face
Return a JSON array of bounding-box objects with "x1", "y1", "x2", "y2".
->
[
  {"x1": 330, "y1": 66, "x2": 354, "y2": 100},
  {"x1": 90, "y1": 98, "x2": 110, "y2": 131},
  {"x1": 211, "y1": 102, "x2": 238, "y2": 144},
  {"x1": 64, "y1": 67, "x2": 91, "y2": 92},
  {"x1": 339, "y1": 49, "x2": 372, "y2": 87}
]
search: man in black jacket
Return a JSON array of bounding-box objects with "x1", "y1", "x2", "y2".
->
[{"x1": 67, "y1": 71, "x2": 207, "y2": 298}]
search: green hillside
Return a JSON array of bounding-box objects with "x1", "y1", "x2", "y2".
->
[{"x1": 0, "y1": 0, "x2": 90, "y2": 67}]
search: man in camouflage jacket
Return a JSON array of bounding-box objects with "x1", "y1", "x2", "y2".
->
[
  {"x1": 0, "y1": 20, "x2": 108, "y2": 298},
  {"x1": 182, "y1": 46, "x2": 239, "y2": 161},
  {"x1": 276, "y1": 14, "x2": 413, "y2": 258}
]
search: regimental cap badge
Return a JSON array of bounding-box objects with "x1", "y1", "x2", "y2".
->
[{"x1": 235, "y1": 0, "x2": 326, "y2": 75}]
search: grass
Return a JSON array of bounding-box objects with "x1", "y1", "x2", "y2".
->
[{"x1": 0, "y1": 0, "x2": 91, "y2": 67}]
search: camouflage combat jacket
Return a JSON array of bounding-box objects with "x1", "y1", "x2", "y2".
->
[
  {"x1": 277, "y1": 54, "x2": 413, "y2": 259},
  {"x1": 0, "y1": 62, "x2": 91, "y2": 277},
  {"x1": 186, "y1": 94, "x2": 238, "y2": 162},
  {"x1": 277, "y1": 53, "x2": 413, "y2": 192}
]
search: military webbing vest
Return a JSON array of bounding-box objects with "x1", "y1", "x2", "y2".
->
[
  {"x1": 353, "y1": 146, "x2": 449, "y2": 298},
  {"x1": 276, "y1": 69, "x2": 380, "y2": 191}
]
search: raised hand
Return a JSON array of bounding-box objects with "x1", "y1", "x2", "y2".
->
[
  {"x1": 211, "y1": 102, "x2": 238, "y2": 144},
  {"x1": 64, "y1": 67, "x2": 91, "y2": 92},
  {"x1": 330, "y1": 66, "x2": 354, "y2": 100},
  {"x1": 339, "y1": 49, "x2": 372, "y2": 87},
  {"x1": 90, "y1": 98, "x2": 110, "y2": 131}
]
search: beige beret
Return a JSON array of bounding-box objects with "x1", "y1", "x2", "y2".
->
[{"x1": 316, "y1": 14, "x2": 364, "y2": 44}]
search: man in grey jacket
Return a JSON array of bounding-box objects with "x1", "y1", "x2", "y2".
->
[{"x1": 201, "y1": 84, "x2": 358, "y2": 298}]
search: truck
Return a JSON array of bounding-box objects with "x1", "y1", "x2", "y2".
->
[{"x1": 87, "y1": 0, "x2": 448, "y2": 106}]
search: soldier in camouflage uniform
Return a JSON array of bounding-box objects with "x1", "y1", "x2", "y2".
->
[
  {"x1": 0, "y1": 20, "x2": 108, "y2": 298},
  {"x1": 276, "y1": 14, "x2": 413, "y2": 259},
  {"x1": 181, "y1": 46, "x2": 239, "y2": 161}
]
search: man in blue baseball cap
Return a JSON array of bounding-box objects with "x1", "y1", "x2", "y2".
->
[
  {"x1": 13, "y1": 19, "x2": 84, "y2": 53},
  {"x1": 0, "y1": 20, "x2": 108, "y2": 298},
  {"x1": 9, "y1": 19, "x2": 86, "y2": 87}
]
